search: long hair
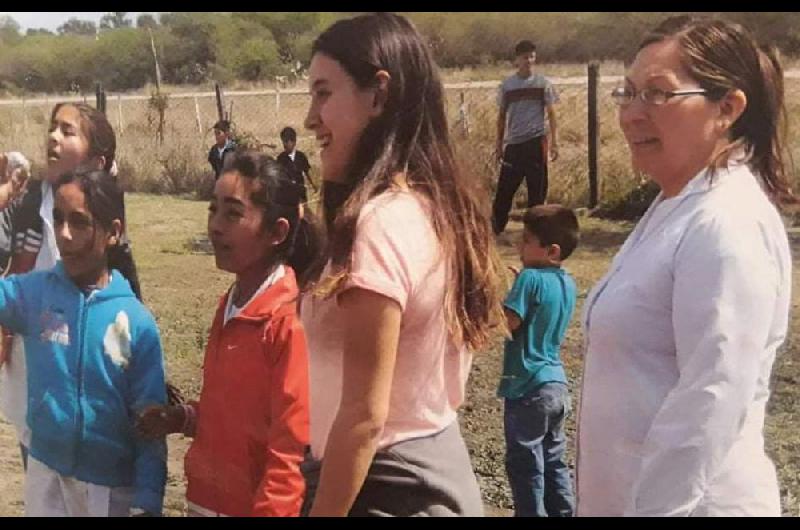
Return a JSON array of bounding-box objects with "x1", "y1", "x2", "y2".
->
[
  {"x1": 639, "y1": 15, "x2": 795, "y2": 208},
  {"x1": 311, "y1": 13, "x2": 503, "y2": 351}
]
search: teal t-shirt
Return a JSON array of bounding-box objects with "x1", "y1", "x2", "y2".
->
[{"x1": 497, "y1": 267, "x2": 576, "y2": 399}]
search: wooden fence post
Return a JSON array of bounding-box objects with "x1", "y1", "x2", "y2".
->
[
  {"x1": 194, "y1": 96, "x2": 203, "y2": 134},
  {"x1": 215, "y1": 83, "x2": 225, "y2": 122},
  {"x1": 96, "y1": 83, "x2": 103, "y2": 113},
  {"x1": 275, "y1": 84, "x2": 281, "y2": 125},
  {"x1": 587, "y1": 62, "x2": 599, "y2": 209},
  {"x1": 117, "y1": 94, "x2": 124, "y2": 134}
]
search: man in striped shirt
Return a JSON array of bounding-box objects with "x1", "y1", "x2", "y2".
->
[{"x1": 493, "y1": 40, "x2": 560, "y2": 234}]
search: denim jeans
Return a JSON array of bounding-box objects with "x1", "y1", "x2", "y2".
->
[{"x1": 504, "y1": 382, "x2": 574, "y2": 517}]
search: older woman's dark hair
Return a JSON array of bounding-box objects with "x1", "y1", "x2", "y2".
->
[{"x1": 639, "y1": 15, "x2": 794, "y2": 207}]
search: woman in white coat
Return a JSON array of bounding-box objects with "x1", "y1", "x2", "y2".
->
[{"x1": 577, "y1": 16, "x2": 794, "y2": 516}]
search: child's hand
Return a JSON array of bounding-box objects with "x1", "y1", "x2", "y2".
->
[
  {"x1": 0, "y1": 152, "x2": 31, "y2": 200},
  {"x1": 135, "y1": 405, "x2": 184, "y2": 439},
  {"x1": 166, "y1": 381, "x2": 185, "y2": 406},
  {"x1": 129, "y1": 508, "x2": 157, "y2": 517}
]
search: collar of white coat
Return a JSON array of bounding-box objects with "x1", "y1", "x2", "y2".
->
[
  {"x1": 618, "y1": 154, "x2": 753, "y2": 265},
  {"x1": 663, "y1": 147, "x2": 752, "y2": 203}
]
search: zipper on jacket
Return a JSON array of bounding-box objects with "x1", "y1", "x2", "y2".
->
[{"x1": 74, "y1": 292, "x2": 91, "y2": 471}]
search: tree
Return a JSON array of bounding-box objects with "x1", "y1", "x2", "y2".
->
[
  {"x1": 57, "y1": 18, "x2": 97, "y2": 37},
  {"x1": 230, "y1": 37, "x2": 281, "y2": 81},
  {"x1": 0, "y1": 15, "x2": 21, "y2": 45},
  {"x1": 26, "y1": 28, "x2": 54, "y2": 37},
  {"x1": 158, "y1": 13, "x2": 220, "y2": 84},
  {"x1": 136, "y1": 14, "x2": 158, "y2": 29},
  {"x1": 238, "y1": 12, "x2": 322, "y2": 66},
  {"x1": 100, "y1": 12, "x2": 131, "y2": 30}
]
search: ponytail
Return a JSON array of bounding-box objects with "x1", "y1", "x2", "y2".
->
[
  {"x1": 108, "y1": 240, "x2": 143, "y2": 301},
  {"x1": 750, "y1": 44, "x2": 795, "y2": 207}
]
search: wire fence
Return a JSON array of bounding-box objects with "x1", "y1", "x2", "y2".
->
[{"x1": 1, "y1": 67, "x2": 798, "y2": 209}]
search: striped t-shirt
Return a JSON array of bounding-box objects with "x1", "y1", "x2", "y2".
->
[{"x1": 497, "y1": 72, "x2": 559, "y2": 146}]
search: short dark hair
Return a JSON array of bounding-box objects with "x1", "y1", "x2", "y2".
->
[
  {"x1": 213, "y1": 120, "x2": 231, "y2": 133},
  {"x1": 514, "y1": 40, "x2": 536, "y2": 56},
  {"x1": 522, "y1": 205, "x2": 579, "y2": 260},
  {"x1": 280, "y1": 127, "x2": 297, "y2": 142}
]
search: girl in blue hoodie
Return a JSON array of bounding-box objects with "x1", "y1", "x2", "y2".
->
[{"x1": 0, "y1": 168, "x2": 167, "y2": 517}]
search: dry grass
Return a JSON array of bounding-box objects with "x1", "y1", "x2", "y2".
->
[{"x1": 0, "y1": 67, "x2": 797, "y2": 211}]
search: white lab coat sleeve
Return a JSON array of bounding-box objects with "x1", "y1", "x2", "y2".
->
[{"x1": 626, "y1": 212, "x2": 779, "y2": 516}]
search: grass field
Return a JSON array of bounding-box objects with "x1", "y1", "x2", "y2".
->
[{"x1": 0, "y1": 192, "x2": 796, "y2": 516}]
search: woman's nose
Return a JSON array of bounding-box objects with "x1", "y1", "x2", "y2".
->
[{"x1": 304, "y1": 105, "x2": 319, "y2": 132}]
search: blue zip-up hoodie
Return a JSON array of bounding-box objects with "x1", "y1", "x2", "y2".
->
[{"x1": 0, "y1": 262, "x2": 167, "y2": 515}]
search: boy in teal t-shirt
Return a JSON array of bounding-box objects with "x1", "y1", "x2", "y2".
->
[{"x1": 498, "y1": 204, "x2": 578, "y2": 517}]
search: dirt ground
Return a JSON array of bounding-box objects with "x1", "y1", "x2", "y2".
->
[{"x1": 0, "y1": 204, "x2": 797, "y2": 517}]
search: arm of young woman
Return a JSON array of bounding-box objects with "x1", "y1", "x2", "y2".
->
[
  {"x1": 626, "y1": 212, "x2": 788, "y2": 516},
  {"x1": 309, "y1": 288, "x2": 402, "y2": 517}
]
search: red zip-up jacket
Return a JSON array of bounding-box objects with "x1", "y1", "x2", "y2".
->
[{"x1": 184, "y1": 267, "x2": 309, "y2": 516}]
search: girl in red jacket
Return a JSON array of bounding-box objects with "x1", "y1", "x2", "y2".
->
[{"x1": 137, "y1": 151, "x2": 317, "y2": 516}]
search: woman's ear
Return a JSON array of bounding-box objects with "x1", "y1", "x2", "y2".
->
[
  {"x1": 369, "y1": 70, "x2": 392, "y2": 118},
  {"x1": 718, "y1": 88, "x2": 747, "y2": 135},
  {"x1": 92, "y1": 155, "x2": 107, "y2": 172},
  {"x1": 270, "y1": 218, "x2": 291, "y2": 247},
  {"x1": 108, "y1": 219, "x2": 123, "y2": 247}
]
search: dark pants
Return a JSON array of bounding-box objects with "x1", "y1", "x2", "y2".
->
[
  {"x1": 492, "y1": 136, "x2": 548, "y2": 234},
  {"x1": 504, "y1": 382, "x2": 574, "y2": 517}
]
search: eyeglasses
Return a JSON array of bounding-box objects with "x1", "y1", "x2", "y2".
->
[{"x1": 611, "y1": 86, "x2": 709, "y2": 106}]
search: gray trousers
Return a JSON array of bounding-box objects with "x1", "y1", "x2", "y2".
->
[{"x1": 301, "y1": 420, "x2": 484, "y2": 517}]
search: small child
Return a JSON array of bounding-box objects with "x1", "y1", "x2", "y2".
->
[
  {"x1": 276, "y1": 127, "x2": 315, "y2": 202},
  {"x1": 498, "y1": 204, "x2": 578, "y2": 517},
  {"x1": 208, "y1": 120, "x2": 237, "y2": 180},
  {"x1": 136, "y1": 151, "x2": 314, "y2": 517},
  {"x1": 0, "y1": 168, "x2": 167, "y2": 516}
]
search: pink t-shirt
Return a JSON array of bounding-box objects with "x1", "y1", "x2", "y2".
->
[{"x1": 300, "y1": 190, "x2": 473, "y2": 458}]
